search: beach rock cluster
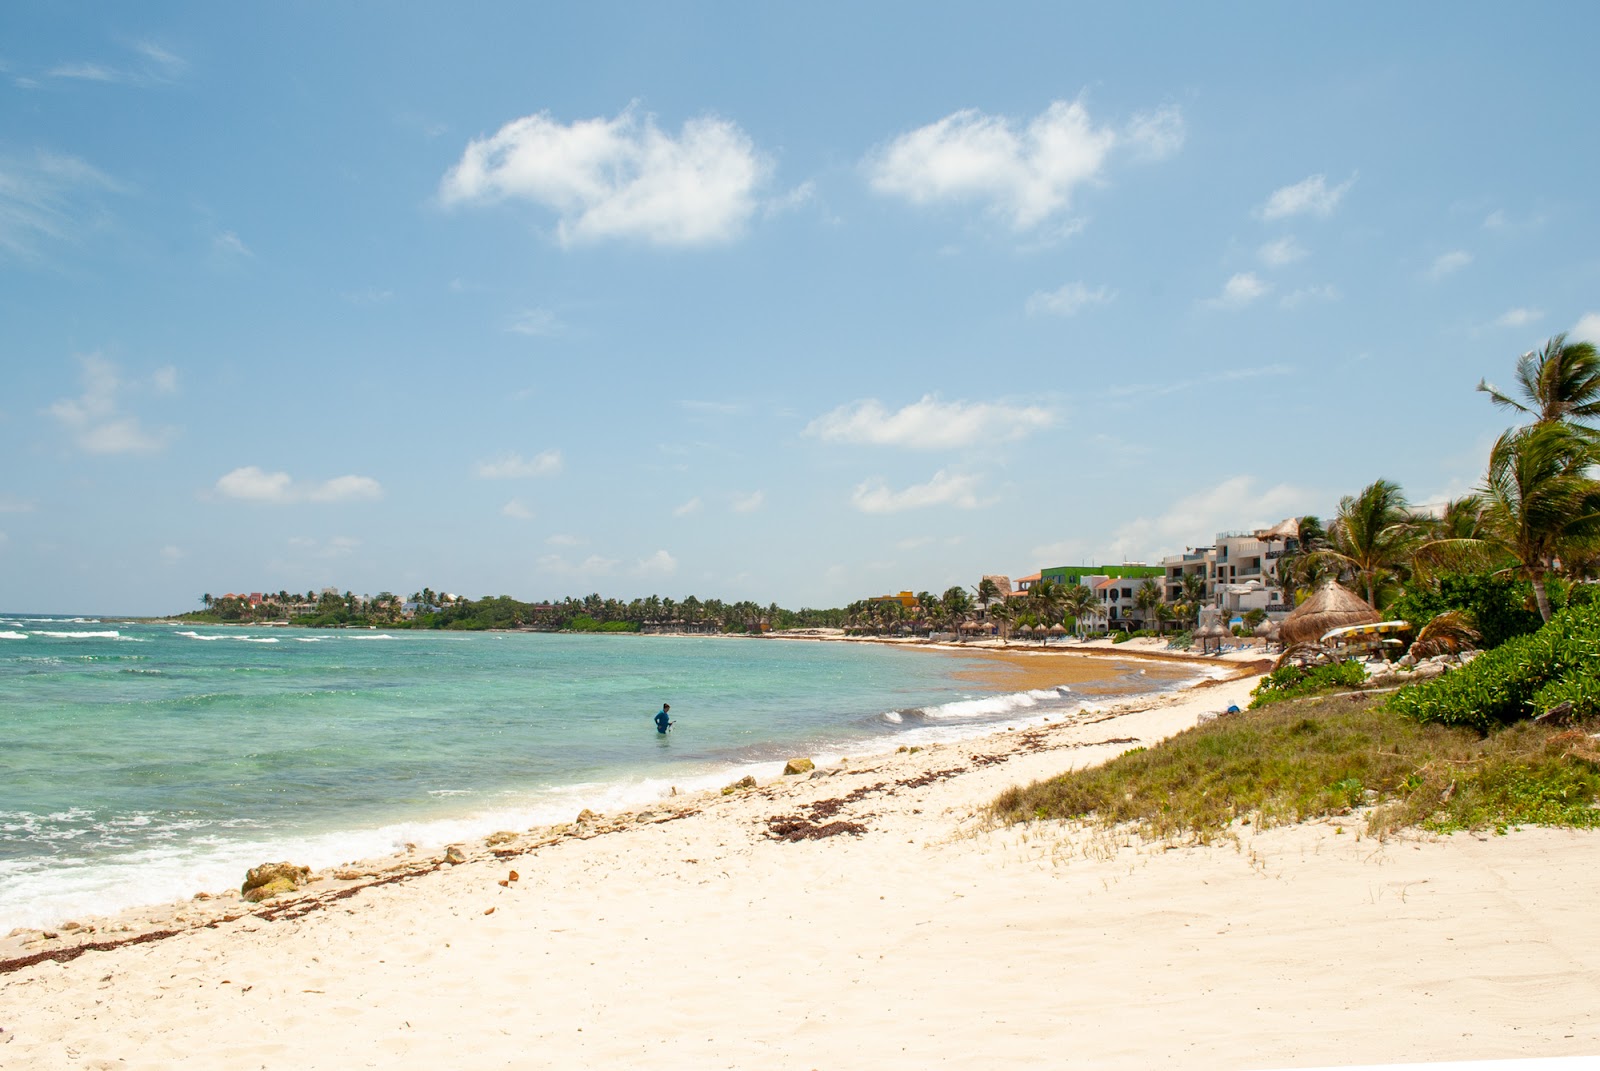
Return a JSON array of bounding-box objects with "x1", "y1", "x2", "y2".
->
[
  {"x1": 1366, "y1": 651, "x2": 1477, "y2": 685},
  {"x1": 783, "y1": 758, "x2": 815, "y2": 775},
  {"x1": 721, "y1": 775, "x2": 758, "y2": 795},
  {"x1": 240, "y1": 862, "x2": 311, "y2": 903}
]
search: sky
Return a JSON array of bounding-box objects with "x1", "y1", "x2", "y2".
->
[{"x1": 3, "y1": 3, "x2": 1599, "y2": 615}]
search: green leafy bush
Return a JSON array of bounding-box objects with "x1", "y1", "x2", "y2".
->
[
  {"x1": 1249, "y1": 660, "x2": 1367, "y2": 708},
  {"x1": 1389, "y1": 601, "x2": 1600, "y2": 730},
  {"x1": 1112, "y1": 629, "x2": 1159, "y2": 644},
  {"x1": 1386, "y1": 572, "x2": 1549, "y2": 651}
]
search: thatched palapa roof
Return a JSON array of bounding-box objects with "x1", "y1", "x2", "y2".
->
[{"x1": 1277, "y1": 581, "x2": 1379, "y2": 647}]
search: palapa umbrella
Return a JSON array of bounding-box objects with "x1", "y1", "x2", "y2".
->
[{"x1": 1277, "y1": 581, "x2": 1380, "y2": 647}]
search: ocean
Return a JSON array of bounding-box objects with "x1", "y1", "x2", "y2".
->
[{"x1": 0, "y1": 617, "x2": 1198, "y2": 930}]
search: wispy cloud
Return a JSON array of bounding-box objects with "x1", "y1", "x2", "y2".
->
[
  {"x1": 47, "y1": 354, "x2": 176, "y2": 454},
  {"x1": 0, "y1": 150, "x2": 125, "y2": 262},
  {"x1": 1026, "y1": 281, "x2": 1115, "y2": 317},
  {"x1": 508, "y1": 308, "x2": 563, "y2": 336},
  {"x1": 440, "y1": 105, "x2": 771, "y2": 247},
  {"x1": 1257, "y1": 173, "x2": 1355, "y2": 220},
  {"x1": 1086, "y1": 475, "x2": 1317, "y2": 562},
  {"x1": 806, "y1": 395, "x2": 1053, "y2": 449},
  {"x1": 215, "y1": 467, "x2": 383, "y2": 504},
  {"x1": 46, "y1": 40, "x2": 185, "y2": 87},
  {"x1": 1205, "y1": 272, "x2": 1268, "y2": 309},
  {"x1": 537, "y1": 552, "x2": 620, "y2": 577},
  {"x1": 213, "y1": 230, "x2": 251, "y2": 257},
  {"x1": 1496, "y1": 307, "x2": 1543, "y2": 328},
  {"x1": 1280, "y1": 284, "x2": 1340, "y2": 309},
  {"x1": 851, "y1": 470, "x2": 984, "y2": 514},
  {"x1": 673, "y1": 497, "x2": 703, "y2": 517},
  {"x1": 1258, "y1": 236, "x2": 1306, "y2": 266},
  {"x1": 731, "y1": 491, "x2": 764, "y2": 514},
  {"x1": 0, "y1": 496, "x2": 37, "y2": 513},
  {"x1": 867, "y1": 98, "x2": 1181, "y2": 230},
  {"x1": 1428, "y1": 250, "x2": 1472, "y2": 279},
  {"x1": 501, "y1": 499, "x2": 534, "y2": 520},
  {"x1": 474, "y1": 450, "x2": 563, "y2": 479}
]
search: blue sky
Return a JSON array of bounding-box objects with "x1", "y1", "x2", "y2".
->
[{"x1": 4, "y1": 3, "x2": 1598, "y2": 615}]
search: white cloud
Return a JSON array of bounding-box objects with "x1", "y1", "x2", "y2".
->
[
  {"x1": 214, "y1": 466, "x2": 383, "y2": 504},
  {"x1": 806, "y1": 395, "x2": 1053, "y2": 449},
  {"x1": 48, "y1": 62, "x2": 118, "y2": 82},
  {"x1": 151, "y1": 365, "x2": 178, "y2": 394},
  {"x1": 440, "y1": 106, "x2": 769, "y2": 247},
  {"x1": 0, "y1": 150, "x2": 124, "y2": 262},
  {"x1": 537, "y1": 553, "x2": 619, "y2": 577},
  {"x1": 47, "y1": 354, "x2": 175, "y2": 454},
  {"x1": 1125, "y1": 106, "x2": 1185, "y2": 161},
  {"x1": 851, "y1": 470, "x2": 983, "y2": 514},
  {"x1": 0, "y1": 496, "x2": 36, "y2": 513},
  {"x1": 1206, "y1": 272, "x2": 1268, "y2": 309},
  {"x1": 634, "y1": 549, "x2": 678, "y2": 577},
  {"x1": 213, "y1": 230, "x2": 251, "y2": 257},
  {"x1": 868, "y1": 99, "x2": 1164, "y2": 229},
  {"x1": 1280, "y1": 284, "x2": 1340, "y2": 309},
  {"x1": 1428, "y1": 250, "x2": 1472, "y2": 278},
  {"x1": 1257, "y1": 173, "x2": 1355, "y2": 220},
  {"x1": 1573, "y1": 313, "x2": 1600, "y2": 345},
  {"x1": 731, "y1": 491, "x2": 764, "y2": 514},
  {"x1": 1026, "y1": 282, "x2": 1114, "y2": 317},
  {"x1": 286, "y1": 534, "x2": 362, "y2": 559},
  {"x1": 47, "y1": 42, "x2": 184, "y2": 87},
  {"x1": 545, "y1": 533, "x2": 583, "y2": 546},
  {"x1": 1496, "y1": 307, "x2": 1543, "y2": 328},
  {"x1": 502, "y1": 499, "x2": 534, "y2": 520},
  {"x1": 474, "y1": 450, "x2": 563, "y2": 479},
  {"x1": 673, "y1": 497, "x2": 703, "y2": 517},
  {"x1": 160, "y1": 545, "x2": 184, "y2": 563},
  {"x1": 1098, "y1": 475, "x2": 1317, "y2": 562},
  {"x1": 508, "y1": 308, "x2": 562, "y2": 336},
  {"x1": 1258, "y1": 236, "x2": 1306, "y2": 266}
]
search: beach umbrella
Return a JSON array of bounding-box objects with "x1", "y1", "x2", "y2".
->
[
  {"x1": 1277, "y1": 582, "x2": 1380, "y2": 647},
  {"x1": 1253, "y1": 619, "x2": 1274, "y2": 647},
  {"x1": 1048, "y1": 623, "x2": 1066, "y2": 645}
]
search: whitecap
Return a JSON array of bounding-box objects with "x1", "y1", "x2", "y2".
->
[
  {"x1": 0, "y1": 631, "x2": 26, "y2": 640},
  {"x1": 29, "y1": 630, "x2": 124, "y2": 640}
]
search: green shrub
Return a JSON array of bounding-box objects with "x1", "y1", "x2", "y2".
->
[
  {"x1": 1250, "y1": 660, "x2": 1367, "y2": 708},
  {"x1": 1389, "y1": 601, "x2": 1600, "y2": 731},
  {"x1": 1386, "y1": 572, "x2": 1548, "y2": 651},
  {"x1": 1112, "y1": 629, "x2": 1158, "y2": 644}
]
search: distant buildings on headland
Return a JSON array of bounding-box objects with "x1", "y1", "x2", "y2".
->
[{"x1": 868, "y1": 517, "x2": 1305, "y2": 634}]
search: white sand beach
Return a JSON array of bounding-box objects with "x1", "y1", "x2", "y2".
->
[{"x1": 4, "y1": 661, "x2": 1598, "y2": 1069}]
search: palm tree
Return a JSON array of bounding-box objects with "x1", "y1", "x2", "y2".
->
[
  {"x1": 1028, "y1": 579, "x2": 1067, "y2": 630},
  {"x1": 941, "y1": 586, "x2": 974, "y2": 640},
  {"x1": 1477, "y1": 333, "x2": 1600, "y2": 432},
  {"x1": 1323, "y1": 479, "x2": 1419, "y2": 608},
  {"x1": 988, "y1": 599, "x2": 1015, "y2": 645},
  {"x1": 1060, "y1": 582, "x2": 1096, "y2": 636},
  {"x1": 1133, "y1": 579, "x2": 1164, "y2": 634},
  {"x1": 1417, "y1": 422, "x2": 1600, "y2": 621}
]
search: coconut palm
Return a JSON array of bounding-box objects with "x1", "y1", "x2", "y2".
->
[
  {"x1": 1060, "y1": 582, "x2": 1097, "y2": 635},
  {"x1": 1416, "y1": 422, "x2": 1600, "y2": 621},
  {"x1": 1477, "y1": 333, "x2": 1600, "y2": 432},
  {"x1": 1322, "y1": 479, "x2": 1420, "y2": 609},
  {"x1": 1028, "y1": 578, "x2": 1067, "y2": 630},
  {"x1": 1133, "y1": 579, "x2": 1164, "y2": 634},
  {"x1": 941, "y1": 586, "x2": 974, "y2": 640}
]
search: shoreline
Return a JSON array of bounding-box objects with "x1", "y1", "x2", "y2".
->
[
  {"x1": 5, "y1": 660, "x2": 1599, "y2": 1066},
  {"x1": 0, "y1": 634, "x2": 1230, "y2": 937},
  {"x1": 2, "y1": 658, "x2": 1261, "y2": 967}
]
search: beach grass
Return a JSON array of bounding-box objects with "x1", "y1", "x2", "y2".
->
[{"x1": 992, "y1": 693, "x2": 1600, "y2": 841}]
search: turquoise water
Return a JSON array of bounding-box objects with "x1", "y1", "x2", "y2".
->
[{"x1": 0, "y1": 617, "x2": 1185, "y2": 929}]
